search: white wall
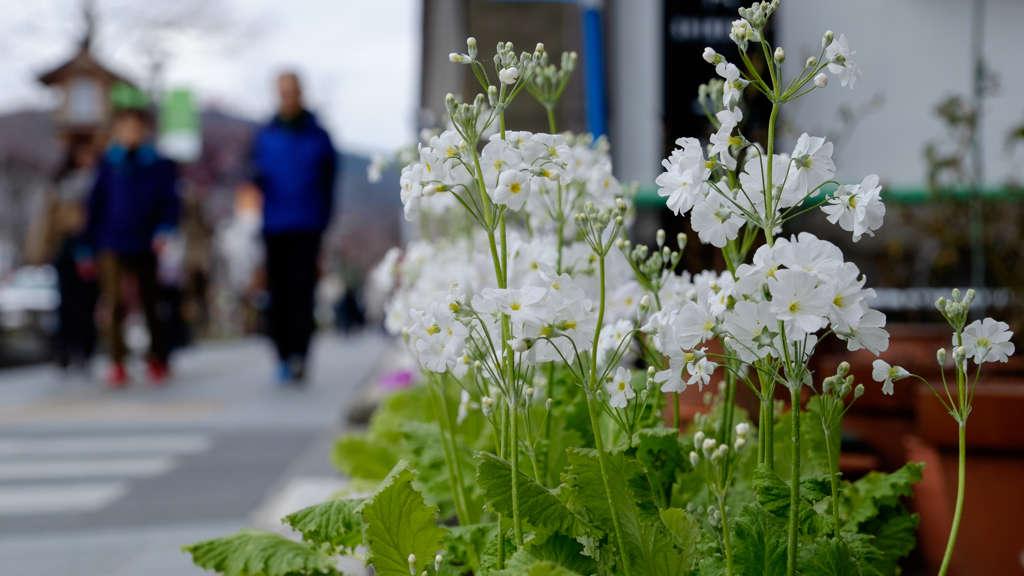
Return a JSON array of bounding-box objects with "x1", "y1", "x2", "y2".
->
[
  {"x1": 607, "y1": 0, "x2": 663, "y2": 184},
  {"x1": 778, "y1": 0, "x2": 1024, "y2": 189}
]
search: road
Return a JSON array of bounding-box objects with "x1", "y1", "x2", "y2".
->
[{"x1": 0, "y1": 332, "x2": 390, "y2": 576}]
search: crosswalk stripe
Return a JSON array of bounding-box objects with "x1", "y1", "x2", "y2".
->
[
  {"x1": 0, "y1": 458, "x2": 175, "y2": 481},
  {"x1": 0, "y1": 482, "x2": 127, "y2": 516},
  {"x1": 0, "y1": 434, "x2": 210, "y2": 457}
]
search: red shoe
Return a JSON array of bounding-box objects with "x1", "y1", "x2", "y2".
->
[
  {"x1": 107, "y1": 364, "x2": 129, "y2": 388},
  {"x1": 146, "y1": 358, "x2": 170, "y2": 385}
]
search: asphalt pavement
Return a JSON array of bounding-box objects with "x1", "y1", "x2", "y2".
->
[{"x1": 0, "y1": 332, "x2": 390, "y2": 576}]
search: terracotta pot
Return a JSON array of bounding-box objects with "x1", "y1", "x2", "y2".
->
[{"x1": 907, "y1": 380, "x2": 1024, "y2": 575}]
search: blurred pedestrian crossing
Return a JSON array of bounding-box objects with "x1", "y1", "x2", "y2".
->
[{"x1": 0, "y1": 433, "x2": 211, "y2": 517}]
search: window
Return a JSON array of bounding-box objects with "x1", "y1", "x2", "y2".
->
[{"x1": 67, "y1": 77, "x2": 102, "y2": 123}]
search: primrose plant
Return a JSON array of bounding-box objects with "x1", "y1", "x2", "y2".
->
[{"x1": 185, "y1": 3, "x2": 1012, "y2": 576}]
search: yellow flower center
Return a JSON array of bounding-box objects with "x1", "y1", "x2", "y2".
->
[
  {"x1": 618, "y1": 382, "x2": 627, "y2": 392},
  {"x1": 426, "y1": 325, "x2": 440, "y2": 335},
  {"x1": 510, "y1": 302, "x2": 521, "y2": 311},
  {"x1": 510, "y1": 182, "x2": 522, "y2": 194}
]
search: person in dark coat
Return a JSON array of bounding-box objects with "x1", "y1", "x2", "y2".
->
[
  {"x1": 251, "y1": 71, "x2": 338, "y2": 383},
  {"x1": 82, "y1": 89, "x2": 180, "y2": 386}
]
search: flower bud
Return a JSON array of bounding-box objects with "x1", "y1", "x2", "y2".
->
[
  {"x1": 545, "y1": 398, "x2": 553, "y2": 411},
  {"x1": 823, "y1": 30, "x2": 834, "y2": 47},
  {"x1": 422, "y1": 185, "x2": 437, "y2": 197},
  {"x1": 408, "y1": 554, "x2": 417, "y2": 575},
  {"x1": 435, "y1": 555, "x2": 443, "y2": 572},
  {"x1": 736, "y1": 422, "x2": 750, "y2": 437},
  {"x1": 774, "y1": 47, "x2": 785, "y2": 64},
  {"x1": 694, "y1": 431, "x2": 705, "y2": 447},
  {"x1": 854, "y1": 384, "x2": 865, "y2": 399},
  {"x1": 481, "y1": 396, "x2": 494, "y2": 417},
  {"x1": 525, "y1": 387, "x2": 534, "y2": 398},
  {"x1": 813, "y1": 73, "x2": 828, "y2": 88},
  {"x1": 734, "y1": 437, "x2": 746, "y2": 451},
  {"x1": 467, "y1": 37, "x2": 476, "y2": 48},
  {"x1": 702, "y1": 437, "x2": 717, "y2": 457},
  {"x1": 647, "y1": 366, "x2": 656, "y2": 378},
  {"x1": 952, "y1": 288, "x2": 961, "y2": 302},
  {"x1": 677, "y1": 232, "x2": 688, "y2": 250},
  {"x1": 702, "y1": 47, "x2": 718, "y2": 64},
  {"x1": 449, "y1": 53, "x2": 463, "y2": 63},
  {"x1": 964, "y1": 289, "x2": 976, "y2": 307},
  {"x1": 689, "y1": 451, "x2": 700, "y2": 468},
  {"x1": 837, "y1": 361, "x2": 850, "y2": 378},
  {"x1": 806, "y1": 56, "x2": 818, "y2": 68},
  {"x1": 656, "y1": 229, "x2": 666, "y2": 248},
  {"x1": 937, "y1": 348, "x2": 947, "y2": 365},
  {"x1": 510, "y1": 338, "x2": 529, "y2": 353},
  {"x1": 955, "y1": 346, "x2": 966, "y2": 363}
]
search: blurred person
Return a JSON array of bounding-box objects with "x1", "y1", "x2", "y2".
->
[
  {"x1": 25, "y1": 140, "x2": 100, "y2": 373},
  {"x1": 251, "y1": 72, "x2": 337, "y2": 384},
  {"x1": 82, "y1": 84, "x2": 180, "y2": 387}
]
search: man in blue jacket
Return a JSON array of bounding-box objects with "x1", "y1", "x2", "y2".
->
[
  {"x1": 84, "y1": 88, "x2": 180, "y2": 386},
  {"x1": 251, "y1": 72, "x2": 337, "y2": 383}
]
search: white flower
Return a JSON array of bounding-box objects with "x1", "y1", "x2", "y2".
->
[
  {"x1": 872, "y1": 359, "x2": 909, "y2": 395},
  {"x1": 493, "y1": 169, "x2": 532, "y2": 210},
  {"x1": 498, "y1": 66, "x2": 520, "y2": 85},
  {"x1": 768, "y1": 269, "x2": 831, "y2": 338},
  {"x1": 785, "y1": 133, "x2": 835, "y2": 199},
  {"x1": 597, "y1": 319, "x2": 635, "y2": 366},
  {"x1": 825, "y1": 33, "x2": 861, "y2": 89},
  {"x1": 826, "y1": 262, "x2": 875, "y2": 331},
  {"x1": 813, "y1": 73, "x2": 828, "y2": 88},
  {"x1": 655, "y1": 345, "x2": 689, "y2": 394},
  {"x1": 709, "y1": 108, "x2": 743, "y2": 170},
  {"x1": 478, "y1": 286, "x2": 549, "y2": 328},
  {"x1": 959, "y1": 318, "x2": 1015, "y2": 363},
  {"x1": 533, "y1": 264, "x2": 586, "y2": 309},
  {"x1": 723, "y1": 300, "x2": 776, "y2": 362},
  {"x1": 657, "y1": 137, "x2": 708, "y2": 216},
  {"x1": 400, "y1": 164, "x2": 425, "y2": 221},
  {"x1": 457, "y1": 389, "x2": 475, "y2": 424},
  {"x1": 674, "y1": 289, "x2": 717, "y2": 349},
  {"x1": 735, "y1": 242, "x2": 783, "y2": 295},
  {"x1": 703, "y1": 47, "x2": 718, "y2": 64},
  {"x1": 409, "y1": 301, "x2": 469, "y2": 373},
  {"x1": 691, "y1": 190, "x2": 743, "y2": 248},
  {"x1": 534, "y1": 298, "x2": 598, "y2": 363},
  {"x1": 480, "y1": 139, "x2": 522, "y2": 187},
  {"x1": 606, "y1": 367, "x2": 635, "y2": 408},
  {"x1": 685, "y1": 348, "x2": 718, "y2": 390},
  {"x1": 821, "y1": 175, "x2": 885, "y2": 242},
  {"x1": 729, "y1": 19, "x2": 760, "y2": 51},
  {"x1": 774, "y1": 232, "x2": 844, "y2": 280},
  {"x1": 716, "y1": 62, "x2": 750, "y2": 108},
  {"x1": 841, "y1": 306, "x2": 890, "y2": 355}
]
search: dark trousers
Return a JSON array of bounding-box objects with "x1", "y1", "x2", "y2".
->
[
  {"x1": 97, "y1": 251, "x2": 168, "y2": 364},
  {"x1": 264, "y1": 231, "x2": 321, "y2": 361},
  {"x1": 54, "y1": 240, "x2": 98, "y2": 363}
]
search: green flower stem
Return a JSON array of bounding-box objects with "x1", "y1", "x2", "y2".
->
[
  {"x1": 763, "y1": 100, "x2": 780, "y2": 246},
  {"x1": 938, "y1": 423, "x2": 966, "y2": 576},
  {"x1": 546, "y1": 105, "x2": 557, "y2": 134},
  {"x1": 587, "y1": 254, "x2": 633, "y2": 576},
  {"x1": 431, "y1": 377, "x2": 472, "y2": 525},
  {"x1": 674, "y1": 393, "x2": 681, "y2": 435},
  {"x1": 823, "y1": 427, "x2": 840, "y2": 539},
  {"x1": 498, "y1": 405, "x2": 509, "y2": 569},
  {"x1": 510, "y1": 396, "x2": 524, "y2": 547},
  {"x1": 786, "y1": 388, "x2": 801, "y2": 576},
  {"x1": 718, "y1": 494, "x2": 735, "y2": 576},
  {"x1": 585, "y1": 390, "x2": 632, "y2": 576}
]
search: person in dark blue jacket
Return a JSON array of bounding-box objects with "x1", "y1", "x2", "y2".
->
[
  {"x1": 251, "y1": 72, "x2": 338, "y2": 383},
  {"x1": 84, "y1": 100, "x2": 180, "y2": 386}
]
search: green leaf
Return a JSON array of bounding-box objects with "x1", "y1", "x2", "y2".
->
[
  {"x1": 444, "y1": 523, "x2": 498, "y2": 575},
  {"x1": 635, "y1": 428, "x2": 683, "y2": 509},
  {"x1": 658, "y1": 508, "x2": 700, "y2": 569},
  {"x1": 495, "y1": 557, "x2": 583, "y2": 576},
  {"x1": 282, "y1": 498, "x2": 364, "y2": 552},
  {"x1": 563, "y1": 448, "x2": 687, "y2": 576},
  {"x1": 494, "y1": 533, "x2": 598, "y2": 576},
  {"x1": 798, "y1": 537, "x2": 861, "y2": 576},
  {"x1": 476, "y1": 451, "x2": 597, "y2": 540},
  {"x1": 356, "y1": 460, "x2": 449, "y2": 576},
  {"x1": 731, "y1": 504, "x2": 788, "y2": 576},
  {"x1": 331, "y1": 433, "x2": 400, "y2": 482},
  {"x1": 750, "y1": 464, "x2": 832, "y2": 536},
  {"x1": 843, "y1": 462, "x2": 923, "y2": 529},
  {"x1": 182, "y1": 528, "x2": 338, "y2": 576}
]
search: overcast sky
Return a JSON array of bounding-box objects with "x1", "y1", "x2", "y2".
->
[{"x1": 0, "y1": 0, "x2": 421, "y2": 153}]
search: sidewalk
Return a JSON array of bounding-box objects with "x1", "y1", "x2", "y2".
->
[{"x1": 0, "y1": 331, "x2": 389, "y2": 576}]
